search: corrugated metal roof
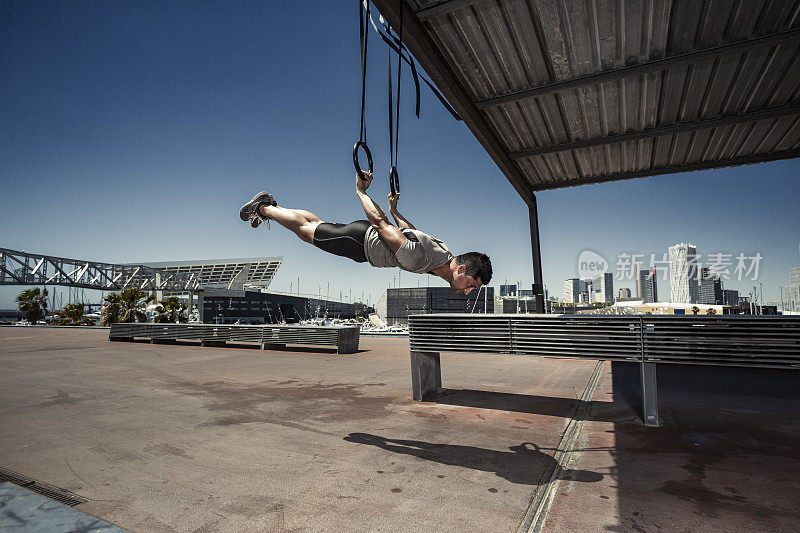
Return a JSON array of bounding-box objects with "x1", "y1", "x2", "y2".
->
[{"x1": 374, "y1": 0, "x2": 800, "y2": 196}]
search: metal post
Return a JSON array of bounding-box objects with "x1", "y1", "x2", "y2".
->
[
  {"x1": 640, "y1": 362, "x2": 659, "y2": 426},
  {"x1": 528, "y1": 195, "x2": 545, "y2": 314},
  {"x1": 410, "y1": 351, "x2": 442, "y2": 400}
]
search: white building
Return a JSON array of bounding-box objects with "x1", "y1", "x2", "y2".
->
[
  {"x1": 564, "y1": 278, "x2": 581, "y2": 303},
  {"x1": 669, "y1": 243, "x2": 699, "y2": 304}
]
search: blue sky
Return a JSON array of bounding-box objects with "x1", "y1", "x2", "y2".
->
[{"x1": 2, "y1": 0, "x2": 799, "y2": 309}]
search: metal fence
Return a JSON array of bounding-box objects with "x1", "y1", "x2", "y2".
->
[
  {"x1": 109, "y1": 322, "x2": 359, "y2": 353},
  {"x1": 409, "y1": 314, "x2": 800, "y2": 368}
]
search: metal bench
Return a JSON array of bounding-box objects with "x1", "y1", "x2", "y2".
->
[
  {"x1": 408, "y1": 314, "x2": 800, "y2": 426},
  {"x1": 109, "y1": 322, "x2": 360, "y2": 354}
]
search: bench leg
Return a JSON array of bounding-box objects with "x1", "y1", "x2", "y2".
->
[
  {"x1": 336, "y1": 328, "x2": 360, "y2": 354},
  {"x1": 640, "y1": 362, "x2": 659, "y2": 427},
  {"x1": 260, "y1": 343, "x2": 286, "y2": 350},
  {"x1": 411, "y1": 351, "x2": 442, "y2": 401},
  {"x1": 202, "y1": 340, "x2": 226, "y2": 347}
]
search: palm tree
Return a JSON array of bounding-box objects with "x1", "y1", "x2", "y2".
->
[
  {"x1": 51, "y1": 302, "x2": 96, "y2": 326},
  {"x1": 16, "y1": 288, "x2": 49, "y2": 324},
  {"x1": 100, "y1": 288, "x2": 154, "y2": 326},
  {"x1": 153, "y1": 296, "x2": 187, "y2": 323}
]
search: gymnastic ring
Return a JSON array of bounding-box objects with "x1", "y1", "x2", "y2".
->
[
  {"x1": 353, "y1": 141, "x2": 373, "y2": 180},
  {"x1": 389, "y1": 165, "x2": 399, "y2": 195}
]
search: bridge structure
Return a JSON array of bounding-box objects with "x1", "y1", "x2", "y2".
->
[{"x1": 0, "y1": 247, "x2": 201, "y2": 293}]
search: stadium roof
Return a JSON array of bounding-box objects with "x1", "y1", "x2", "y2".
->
[{"x1": 374, "y1": 0, "x2": 800, "y2": 203}]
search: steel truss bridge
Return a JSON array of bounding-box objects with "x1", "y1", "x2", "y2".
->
[{"x1": 0, "y1": 247, "x2": 201, "y2": 292}]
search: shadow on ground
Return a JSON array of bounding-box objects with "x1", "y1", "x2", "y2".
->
[{"x1": 344, "y1": 433, "x2": 604, "y2": 485}]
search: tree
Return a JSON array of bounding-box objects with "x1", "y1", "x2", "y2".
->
[
  {"x1": 100, "y1": 288, "x2": 154, "y2": 326},
  {"x1": 16, "y1": 288, "x2": 48, "y2": 324},
  {"x1": 707, "y1": 307, "x2": 717, "y2": 315},
  {"x1": 153, "y1": 296, "x2": 187, "y2": 323},
  {"x1": 691, "y1": 306, "x2": 700, "y2": 315},
  {"x1": 51, "y1": 302, "x2": 95, "y2": 326}
]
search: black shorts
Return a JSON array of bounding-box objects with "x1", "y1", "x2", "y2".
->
[{"x1": 313, "y1": 220, "x2": 371, "y2": 263}]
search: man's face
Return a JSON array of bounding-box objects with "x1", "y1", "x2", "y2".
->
[{"x1": 451, "y1": 265, "x2": 482, "y2": 295}]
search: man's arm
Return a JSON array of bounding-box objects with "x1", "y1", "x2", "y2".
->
[
  {"x1": 388, "y1": 193, "x2": 416, "y2": 230},
  {"x1": 356, "y1": 174, "x2": 407, "y2": 253}
]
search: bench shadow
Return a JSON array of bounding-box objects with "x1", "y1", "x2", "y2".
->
[
  {"x1": 433, "y1": 389, "x2": 580, "y2": 419},
  {"x1": 344, "y1": 432, "x2": 603, "y2": 485}
]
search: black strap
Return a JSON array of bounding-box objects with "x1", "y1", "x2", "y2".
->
[
  {"x1": 358, "y1": 0, "x2": 370, "y2": 143},
  {"x1": 366, "y1": 6, "x2": 460, "y2": 121}
]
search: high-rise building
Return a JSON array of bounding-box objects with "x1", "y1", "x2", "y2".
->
[
  {"x1": 637, "y1": 264, "x2": 658, "y2": 303},
  {"x1": 618, "y1": 288, "x2": 632, "y2": 299},
  {"x1": 591, "y1": 273, "x2": 614, "y2": 304},
  {"x1": 723, "y1": 289, "x2": 740, "y2": 306},
  {"x1": 669, "y1": 243, "x2": 699, "y2": 303},
  {"x1": 783, "y1": 266, "x2": 800, "y2": 312},
  {"x1": 698, "y1": 267, "x2": 724, "y2": 305},
  {"x1": 564, "y1": 278, "x2": 581, "y2": 303}
]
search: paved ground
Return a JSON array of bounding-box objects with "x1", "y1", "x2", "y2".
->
[{"x1": 0, "y1": 327, "x2": 798, "y2": 532}]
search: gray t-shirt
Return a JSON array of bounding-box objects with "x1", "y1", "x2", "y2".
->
[{"x1": 364, "y1": 227, "x2": 453, "y2": 274}]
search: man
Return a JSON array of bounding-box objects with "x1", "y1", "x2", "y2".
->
[{"x1": 239, "y1": 173, "x2": 492, "y2": 295}]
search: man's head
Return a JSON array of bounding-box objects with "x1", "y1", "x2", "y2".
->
[{"x1": 451, "y1": 252, "x2": 492, "y2": 295}]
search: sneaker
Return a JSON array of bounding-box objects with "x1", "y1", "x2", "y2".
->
[
  {"x1": 239, "y1": 191, "x2": 277, "y2": 222},
  {"x1": 249, "y1": 215, "x2": 266, "y2": 229}
]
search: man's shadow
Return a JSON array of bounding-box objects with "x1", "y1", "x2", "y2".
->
[{"x1": 344, "y1": 433, "x2": 603, "y2": 485}]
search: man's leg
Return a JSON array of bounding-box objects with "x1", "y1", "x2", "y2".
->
[{"x1": 260, "y1": 205, "x2": 321, "y2": 244}]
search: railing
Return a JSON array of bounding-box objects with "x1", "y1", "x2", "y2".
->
[
  {"x1": 109, "y1": 322, "x2": 359, "y2": 354},
  {"x1": 408, "y1": 314, "x2": 800, "y2": 426}
]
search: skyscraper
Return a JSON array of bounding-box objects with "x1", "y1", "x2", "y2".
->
[
  {"x1": 591, "y1": 273, "x2": 614, "y2": 304},
  {"x1": 699, "y1": 267, "x2": 724, "y2": 305},
  {"x1": 669, "y1": 243, "x2": 699, "y2": 303},
  {"x1": 618, "y1": 288, "x2": 632, "y2": 299},
  {"x1": 564, "y1": 278, "x2": 581, "y2": 304},
  {"x1": 636, "y1": 264, "x2": 658, "y2": 303}
]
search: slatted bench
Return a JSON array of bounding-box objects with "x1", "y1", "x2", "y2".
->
[
  {"x1": 408, "y1": 314, "x2": 800, "y2": 426},
  {"x1": 109, "y1": 322, "x2": 360, "y2": 354}
]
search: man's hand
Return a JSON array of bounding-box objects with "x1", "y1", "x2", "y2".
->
[
  {"x1": 388, "y1": 192, "x2": 400, "y2": 212},
  {"x1": 356, "y1": 171, "x2": 373, "y2": 193}
]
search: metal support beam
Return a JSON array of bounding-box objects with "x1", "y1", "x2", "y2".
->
[
  {"x1": 476, "y1": 29, "x2": 800, "y2": 110},
  {"x1": 371, "y1": 0, "x2": 534, "y2": 205},
  {"x1": 640, "y1": 362, "x2": 659, "y2": 427},
  {"x1": 531, "y1": 148, "x2": 800, "y2": 191},
  {"x1": 410, "y1": 350, "x2": 442, "y2": 400},
  {"x1": 528, "y1": 196, "x2": 545, "y2": 314},
  {"x1": 510, "y1": 104, "x2": 800, "y2": 159},
  {"x1": 0, "y1": 247, "x2": 199, "y2": 292}
]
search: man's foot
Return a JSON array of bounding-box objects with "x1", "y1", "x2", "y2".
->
[{"x1": 239, "y1": 192, "x2": 277, "y2": 222}]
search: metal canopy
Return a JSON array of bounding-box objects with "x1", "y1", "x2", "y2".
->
[{"x1": 372, "y1": 0, "x2": 800, "y2": 195}]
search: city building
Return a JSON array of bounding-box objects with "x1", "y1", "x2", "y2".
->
[
  {"x1": 668, "y1": 243, "x2": 699, "y2": 303},
  {"x1": 197, "y1": 289, "x2": 371, "y2": 324},
  {"x1": 564, "y1": 278, "x2": 581, "y2": 303},
  {"x1": 636, "y1": 264, "x2": 658, "y2": 303},
  {"x1": 591, "y1": 273, "x2": 614, "y2": 304},
  {"x1": 618, "y1": 288, "x2": 632, "y2": 299},
  {"x1": 499, "y1": 284, "x2": 517, "y2": 297},
  {"x1": 376, "y1": 287, "x2": 494, "y2": 325},
  {"x1": 698, "y1": 267, "x2": 724, "y2": 305},
  {"x1": 723, "y1": 289, "x2": 740, "y2": 306},
  {"x1": 782, "y1": 266, "x2": 800, "y2": 312}
]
